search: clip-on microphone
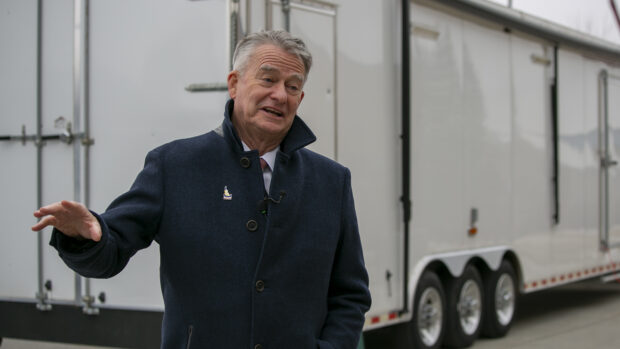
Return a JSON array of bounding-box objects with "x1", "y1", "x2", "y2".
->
[{"x1": 257, "y1": 191, "x2": 286, "y2": 214}]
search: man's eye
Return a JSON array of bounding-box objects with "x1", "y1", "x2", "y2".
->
[
  {"x1": 287, "y1": 84, "x2": 300, "y2": 91},
  {"x1": 262, "y1": 78, "x2": 274, "y2": 83}
]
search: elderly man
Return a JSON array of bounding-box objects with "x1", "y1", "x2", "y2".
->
[{"x1": 32, "y1": 30, "x2": 371, "y2": 349}]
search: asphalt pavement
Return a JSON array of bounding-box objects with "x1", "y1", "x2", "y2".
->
[
  {"x1": 364, "y1": 278, "x2": 620, "y2": 349},
  {"x1": 473, "y1": 279, "x2": 620, "y2": 349},
  {"x1": 3, "y1": 279, "x2": 620, "y2": 349}
]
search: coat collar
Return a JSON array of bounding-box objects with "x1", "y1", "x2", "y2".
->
[{"x1": 219, "y1": 99, "x2": 316, "y2": 156}]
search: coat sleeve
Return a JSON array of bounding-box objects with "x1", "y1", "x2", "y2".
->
[
  {"x1": 50, "y1": 148, "x2": 165, "y2": 279},
  {"x1": 318, "y1": 168, "x2": 372, "y2": 349}
]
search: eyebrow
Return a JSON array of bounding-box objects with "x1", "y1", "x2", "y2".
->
[
  {"x1": 259, "y1": 65, "x2": 305, "y2": 83},
  {"x1": 258, "y1": 65, "x2": 278, "y2": 74}
]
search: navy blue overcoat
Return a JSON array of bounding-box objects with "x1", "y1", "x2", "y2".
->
[{"x1": 51, "y1": 100, "x2": 371, "y2": 349}]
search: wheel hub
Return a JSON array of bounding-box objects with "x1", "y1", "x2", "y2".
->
[
  {"x1": 495, "y1": 273, "x2": 515, "y2": 326},
  {"x1": 417, "y1": 287, "x2": 443, "y2": 346},
  {"x1": 457, "y1": 279, "x2": 481, "y2": 335}
]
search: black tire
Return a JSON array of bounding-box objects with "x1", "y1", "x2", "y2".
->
[
  {"x1": 443, "y1": 265, "x2": 483, "y2": 348},
  {"x1": 481, "y1": 260, "x2": 517, "y2": 338},
  {"x1": 410, "y1": 271, "x2": 446, "y2": 349}
]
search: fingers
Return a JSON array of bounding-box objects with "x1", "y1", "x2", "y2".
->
[
  {"x1": 60, "y1": 200, "x2": 80, "y2": 210},
  {"x1": 31, "y1": 200, "x2": 87, "y2": 231},
  {"x1": 33, "y1": 200, "x2": 84, "y2": 218},
  {"x1": 31, "y1": 215, "x2": 56, "y2": 232},
  {"x1": 32, "y1": 200, "x2": 102, "y2": 243},
  {"x1": 33, "y1": 201, "x2": 64, "y2": 218},
  {"x1": 32, "y1": 202, "x2": 64, "y2": 231}
]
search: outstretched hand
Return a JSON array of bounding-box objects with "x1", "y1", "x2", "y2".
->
[{"x1": 31, "y1": 200, "x2": 102, "y2": 242}]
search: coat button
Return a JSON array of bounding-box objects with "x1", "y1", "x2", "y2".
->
[
  {"x1": 240, "y1": 156, "x2": 251, "y2": 168},
  {"x1": 255, "y1": 280, "x2": 265, "y2": 292},
  {"x1": 254, "y1": 345, "x2": 263, "y2": 349},
  {"x1": 246, "y1": 220, "x2": 258, "y2": 232}
]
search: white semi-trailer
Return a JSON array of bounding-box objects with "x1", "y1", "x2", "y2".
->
[{"x1": 1, "y1": 1, "x2": 619, "y2": 348}]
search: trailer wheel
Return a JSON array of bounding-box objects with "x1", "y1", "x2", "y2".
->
[
  {"x1": 411, "y1": 271, "x2": 446, "y2": 349},
  {"x1": 481, "y1": 260, "x2": 517, "y2": 338},
  {"x1": 444, "y1": 265, "x2": 483, "y2": 348}
]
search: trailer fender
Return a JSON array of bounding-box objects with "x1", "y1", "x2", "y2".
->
[{"x1": 407, "y1": 246, "x2": 512, "y2": 317}]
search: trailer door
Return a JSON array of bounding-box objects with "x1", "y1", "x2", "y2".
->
[
  {"x1": 266, "y1": 0, "x2": 337, "y2": 160},
  {"x1": 600, "y1": 71, "x2": 620, "y2": 248}
]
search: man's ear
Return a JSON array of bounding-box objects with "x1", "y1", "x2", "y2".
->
[
  {"x1": 227, "y1": 71, "x2": 239, "y2": 98},
  {"x1": 299, "y1": 91, "x2": 305, "y2": 104}
]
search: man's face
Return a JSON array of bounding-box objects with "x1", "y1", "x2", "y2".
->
[{"x1": 228, "y1": 44, "x2": 306, "y2": 144}]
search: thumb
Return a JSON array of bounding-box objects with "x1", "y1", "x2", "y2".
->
[{"x1": 86, "y1": 219, "x2": 102, "y2": 242}]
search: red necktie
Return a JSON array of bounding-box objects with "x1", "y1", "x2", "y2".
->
[{"x1": 260, "y1": 158, "x2": 269, "y2": 171}]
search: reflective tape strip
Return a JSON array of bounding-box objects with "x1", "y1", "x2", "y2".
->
[
  {"x1": 364, "y1": 311, "x2": 400, "y2": 327},
  {"x1": 523, "y1": 262, "x2": 620, "y2": 291}
]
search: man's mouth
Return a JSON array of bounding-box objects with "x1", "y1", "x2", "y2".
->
[{"x1": 262, "y1": 107, "x2": 284, "y2": 117}]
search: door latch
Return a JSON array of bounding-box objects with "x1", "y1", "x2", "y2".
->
[{"x1": 601, "y1": 156, "x2": 618, "y2": 168}]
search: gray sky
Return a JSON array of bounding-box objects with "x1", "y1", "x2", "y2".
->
[{"x1": 487, "y1": 0, "x2": 620, "y2": 44}]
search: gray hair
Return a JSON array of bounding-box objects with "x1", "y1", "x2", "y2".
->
[{"x1": 232, "y1": 30, "x2": 312, "y2": 81}]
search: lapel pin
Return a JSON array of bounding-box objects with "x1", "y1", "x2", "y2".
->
[{"x1": 223, "y1": 186, "x2": 232, "y2": 200}]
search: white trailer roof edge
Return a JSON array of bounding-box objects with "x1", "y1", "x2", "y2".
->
[{"x1": 419, "y1": 0, "x2": 620, "y2": 64}]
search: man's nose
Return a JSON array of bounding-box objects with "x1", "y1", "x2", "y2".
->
[{"x1": 269, "y1": 82, "x2": 288, "y2": 103}]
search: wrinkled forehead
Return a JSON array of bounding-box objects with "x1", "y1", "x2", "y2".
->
[
  {"x1": 258, "y1": 65, "x2": 305, "y2": 84},
  {"x1": 250, "y1": 44, "x2": 306, "y2": 79}
]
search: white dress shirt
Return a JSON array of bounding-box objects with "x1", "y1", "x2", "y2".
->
[{"x1": 241, "y1": 141, "x2": 279, "y2": 193}]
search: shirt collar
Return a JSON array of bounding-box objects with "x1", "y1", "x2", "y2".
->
[
  {"x1": 222, "y1": 99, "x2": 316, "y2": 156},
  {"x1": 241, "y1": 140, "x2": 279, "y2": 171}
]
